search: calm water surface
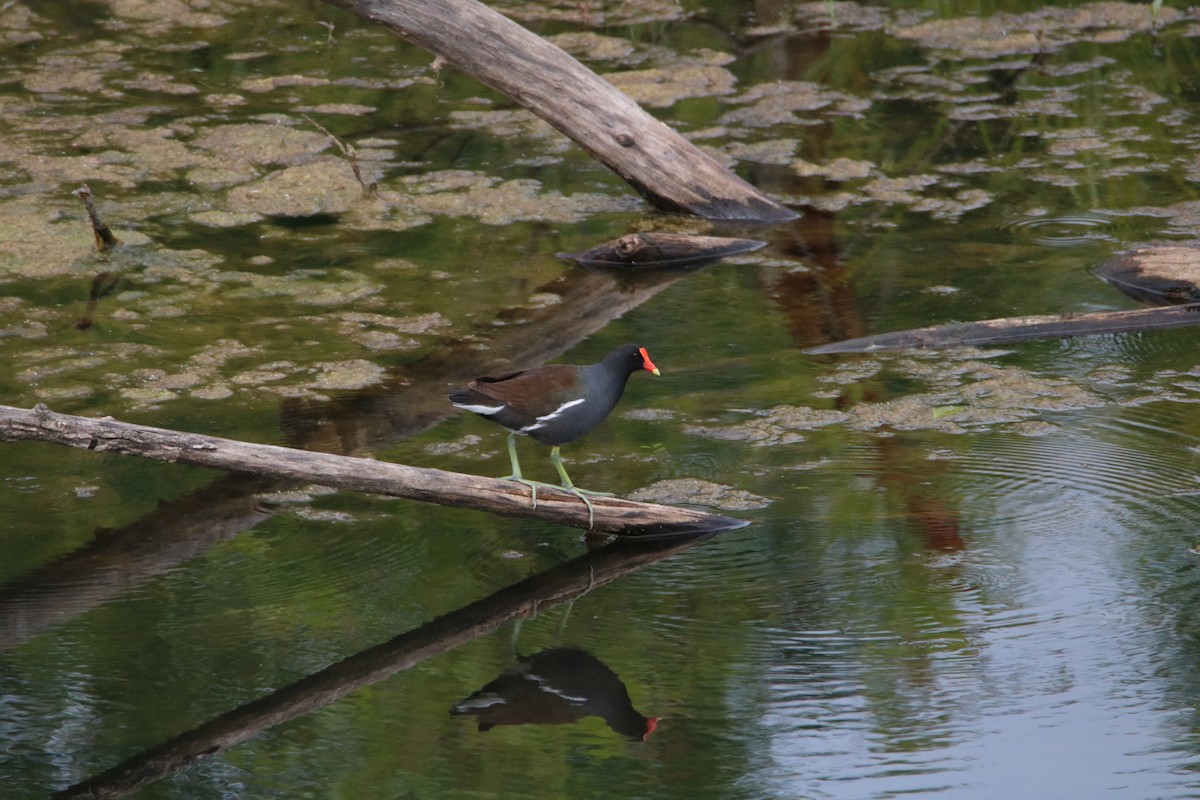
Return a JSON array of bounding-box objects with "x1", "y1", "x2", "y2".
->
[{"x1": 4, "y1": 1, "x2": 1200, "y2": 798}]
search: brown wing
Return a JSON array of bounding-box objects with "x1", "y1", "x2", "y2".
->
[{"x1": 468, "y1": 365, "x2": 581, "y2": 419}]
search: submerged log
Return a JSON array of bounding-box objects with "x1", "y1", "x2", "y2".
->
[
  {"x1": 809, "y1": 242, "x2": 1200, "y2": 354},
  {"x1": 320, "y1": 0, "x2": 796, "y2": 222},
  {"x1": 804, "y1": 303, "x2": 1200, "y2": 354},
  {"x1": 0, "y1": 404, "x2": 748, "y2": 536}
]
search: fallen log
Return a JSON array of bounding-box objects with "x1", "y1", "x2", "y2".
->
[
  {"x1": 803, "y1": 303, "x2": 1200, "y2": 354},
  {"x1": 0, "y1": 404, "x2": 747, "y2": 536},
  {"x1": 320, "y1": 0, "x2": 796, "y2": 222}
]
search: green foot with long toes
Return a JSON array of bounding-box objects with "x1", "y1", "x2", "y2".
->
[
  {"x1": 500, "y1": 434, "x2": 569, "y2": 512},
  {"x1": 501, "y1": 432, "x2": 543, "y2": 508},
  {"x1": 501, "y1": 436, "x2": 615, "y2": 530},
  {"x1": 551, "y1": 445, "x2": 616, "y2": 529}
]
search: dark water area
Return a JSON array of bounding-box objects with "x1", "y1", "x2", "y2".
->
[{"x1": 5, "y1": 0, "x2": 1200, "y2": 798}]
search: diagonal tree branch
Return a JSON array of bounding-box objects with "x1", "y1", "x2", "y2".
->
[{"x1": 320, "y1": 0, "x2": 796, "y2": 222}]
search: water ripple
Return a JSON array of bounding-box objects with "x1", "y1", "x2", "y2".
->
[
  {"x1": 945, "y1": 429, "x2": 1198, "y2": 524},
  {"x1": 1000, "y1": 213, "x2": 1115, "y2": 246}
]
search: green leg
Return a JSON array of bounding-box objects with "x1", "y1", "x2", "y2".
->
[
  {"x1": 502, "y1": 432, "x2": 539, "y2": 509},
  {"x1": 555, "y1": 565, "x2": 596, "y2": 638},
  {"x1": 549, "y1": 446, "x2": 614, "y2": 496},
  {"x1": 510, "y1": 616, "x2": 524, "y2": 657},
  {"x1": 549, "y1": 446, "x2": 614, "y2": 530},
  {"x1": 504, "y1": 432, "x2": 522, "y2": 480},
  {"x1": 549, "y1": 445, "x2": 573, "y2": 489}
]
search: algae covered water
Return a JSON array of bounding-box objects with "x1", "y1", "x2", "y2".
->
[{"x1": 4, "y1": 1, "x2": 1200, "y2": 797}]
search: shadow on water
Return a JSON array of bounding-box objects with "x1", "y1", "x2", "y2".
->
[{"x1": 51, "y1": 531, "x2": 716, "y2": 799}]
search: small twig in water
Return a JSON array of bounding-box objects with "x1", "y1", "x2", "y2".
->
[
  {"x1": 72, "y1": 184, "x2": 120, "y2": 252},
  {"x1": 301, "y1": 114, "x2": 377, "y2": 197}
]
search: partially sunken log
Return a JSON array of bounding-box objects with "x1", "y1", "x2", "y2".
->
[
  {"x1": 804, "y1": 303, "x2": 1200, "y2": 354},
  {"x1": 0, "y1": 405, "x2": 747, "y2": 536},
  {"x1": 560, "y1": 232, "x2": 767, "y2": 268},
  {"x1": 808, "y1": 242, "x2": 1200, "y2": 354},
  {"x1": 320, "y1": 0, "x2": 796, "y2": 222},
  {"x1": 1094, "y1": 242, "x2": 1200, "y2": 305}
]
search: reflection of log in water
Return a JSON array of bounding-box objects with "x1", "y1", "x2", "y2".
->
[
  {"x1": 0, "y1": 475, "x2": 273, "y2": 651},
  {"x1": 53, "y1": 533, "x2": 713, "y2": 799},
  {"x1": 75, "y1": 271, "x2": 120, "y2": 331},
  {"x1": 451, "y1": 647, "x2": 658, "y2": 741}
]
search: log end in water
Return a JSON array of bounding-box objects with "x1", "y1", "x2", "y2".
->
[{"x1": 1093, "y1": 241, "x2": 1200, "y2": 305}]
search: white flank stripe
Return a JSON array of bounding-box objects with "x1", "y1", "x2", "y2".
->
[
  {"x1": 519, "y1": 397, "x2": 584, "y2": 433},
  {"x1": 541, "y1": 686, "x2": 588, "y2": 704},
  {"x1": 452, "y1": 694, "x2": 507, "y2": 710},
  {"x1": 528, "y1": 673, "x2": 587, "y2": 704},
  {"x1": 452, "y1": 401, "x2": 507, "y2": 416},
  {"x1": 536, "y1": 398, "x2": 585, "y2": 421}
]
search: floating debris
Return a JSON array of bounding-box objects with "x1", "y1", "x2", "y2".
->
[{"x1": 560, "y1": 232, "x2": 766, "y2": 269}]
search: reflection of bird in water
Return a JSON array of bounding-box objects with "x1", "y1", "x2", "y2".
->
[{"x1": 450, "y1": 648, "x2": 658, "y2": 741}]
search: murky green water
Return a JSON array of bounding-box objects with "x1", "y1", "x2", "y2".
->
[{"x1": 6, "y1": 0, "x2": 1200, "y2": 797}]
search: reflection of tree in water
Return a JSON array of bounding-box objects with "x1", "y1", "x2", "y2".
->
[{"x1": 451, "y1": 647, "x2": 657, "y2": 741}]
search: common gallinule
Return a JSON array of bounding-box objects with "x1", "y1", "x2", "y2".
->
[{"x1": 448, "y1": 343, "x2": 660, "y2": 525}]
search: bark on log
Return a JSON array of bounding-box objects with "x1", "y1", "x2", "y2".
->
[
  {"x1": 0, "y1": 404, "x2": 747, "y2": 536},
  {"x1": 803, "y1": 303, "x2": 1200, "y2": 354},
  {"x1": 320, "y1": 0, "x2": 796, "y2": 222}
]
